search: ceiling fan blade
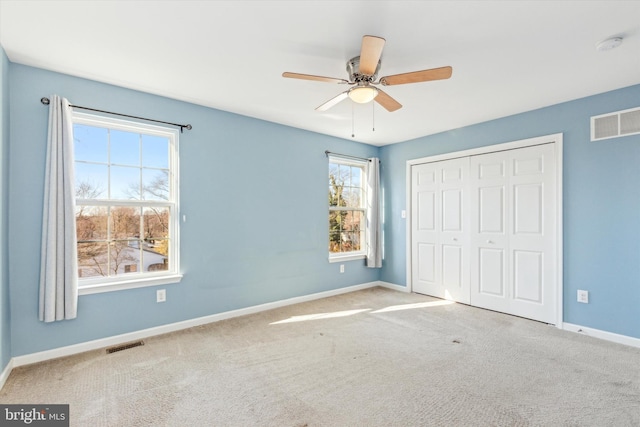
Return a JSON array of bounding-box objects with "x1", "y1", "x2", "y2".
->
[
  {"x1": 380, "y1": 66, "x2": 453, "y2": 86},
  {"x1": 359, "y1": 35, "x2": 386, "y2": 75},
  {"x1": 282, "y1": 72, "x2": 349, "y2": 84},
  {"x1": 316, "y1": 91, "x2": 349, "y2": 112},
  {"x1": 374, "y1": 89, "x2": 402, "y2": 112}
]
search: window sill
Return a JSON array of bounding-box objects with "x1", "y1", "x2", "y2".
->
[
  {"x1": 78, "y1": 274, "x2": 183, "y2": 295},
  {"x1": 328, "y1": 253, "x2": 366, "y2": 263}
]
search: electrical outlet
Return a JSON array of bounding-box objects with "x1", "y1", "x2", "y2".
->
[
  {"x1": 340, "y1": 264, "x2": 345, "y2": 273},
  {"x1": 577, "y1": 290, "x2": 589, "y2": 304},
  {"x1": 401, "y1": 210, "x2": 406, "y2": 218},
  {"x1": 157, "y1": 289, "x2": 166, "y2": 303}
]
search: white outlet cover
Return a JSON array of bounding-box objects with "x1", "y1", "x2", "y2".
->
[{"x1": 577, "y1": 290, "x2": 589, "y2": 303}]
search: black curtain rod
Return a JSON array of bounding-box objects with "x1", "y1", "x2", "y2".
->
[
  {"x1": 325, "y1": 150, "x2": 372, "y2": 162},
  {"x1": 40, "y1": 97, "x2": 192, "y2": 133}
]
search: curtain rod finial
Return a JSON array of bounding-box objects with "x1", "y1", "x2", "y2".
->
[{"x1": 41, "y1": 97, "x2": 50, "y2": 105}]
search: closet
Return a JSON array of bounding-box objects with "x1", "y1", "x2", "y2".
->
[{"x1": 410, "y1": 139, "x2": 559, "y2": 324}]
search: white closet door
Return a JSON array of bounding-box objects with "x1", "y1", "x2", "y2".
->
[
  {"x1": 411, "y1": 157, "x2": 470, "y2": 303},
  {"x1": 469, "y1": 144, "x2": 556, "y2": 323}
]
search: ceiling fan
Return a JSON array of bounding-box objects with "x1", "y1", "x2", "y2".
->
[{"x1": 282, "y1": 35, "x2": 452, "y2": 113}]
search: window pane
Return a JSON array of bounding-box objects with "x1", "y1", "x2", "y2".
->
[
  {"x1": 75, "y1": 163, "x2": 108, "y2": 199},
  {"x1": 337, "y1": 164, "x2": 348, "y2": 186},
  {"x1": 328, "y1": 229, "x2": 362, "y2": 253},
  {"x1": 329, "y1": 163, "x2": 339, "y2": 185},
  {"x1": 143, "y1": 242, "x2": 169, "y2": 272},
  {"x1": 110, "y1": 130, "x2": 140, "y2": 166},
  {"x1": 330, "y1": 209, "x2": 355, "y2": 253},
  {"x1": 329, "y1": 189, "x2": 339, "y2": 207},
  {"x1": 74, "y1": 124, "x2": 108, "y2": 163},
  {"x1": 343, "y1": 210, "x2": 363, "y2": 233},
  {"x1": 331, "y1": 185, "x2": 347, "y2": 207},
  {"x1": 329, "y1": 210, "x2": 340, "y2": 231},
  {"x1": 330, "y1": 186, "x2": 345, "y2": 207},
  {"x1": 76, "y1": 206, "x2": 108, "y2": 240},
  {"x1": 342, "y1": 232, "x2": 361, "y2": 252},
  {"x1": 142, "y1": 135, "x2": 169, "y2": 168},
  {"x1": 341, "y1": 188, "x2": 353, "y2": 207},
  {"x1": 77, "y1": 242, "x2": 108, "y2": 278},
  {"x1": 110, "y1": 165, "x2": 140, "y2": 199},
  {"x1": 351, "y1": 166, "x2": 362, "y2": 187},
  {"x1": 142, "y1": 169, "x2": 169, "y2": 200},
  {"x1": 329, "y1": 209, "x2": 344, "y2": 231},
  {"x1": 143, "y1": 207, "x2": 170, "y2": 240},
  {"x1": 109, "y1": 241, "x2": 140, "y2": 276},
  {"x1": 329, "y1": 163, "x2": 341, "y2": 207},
  {"x1": 329, "y1": 231, "x2": 341, "y2": 253},
  {"x1": 342, "y1": 188, "x2": 362, "y2": 208},
  {"x1": 111, "y1": 206, "x2": 141, "y2": 240}
]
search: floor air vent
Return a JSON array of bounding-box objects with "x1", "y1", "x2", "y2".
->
[
  {"x1": 591, "y1": 107, "x2": 640, "y2": 141},
  {"x1": 106, "y1": 341, "x2": 144, "y2": 354}
]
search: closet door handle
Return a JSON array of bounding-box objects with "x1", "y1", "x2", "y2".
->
[{"x1": 486, "y1": 240, "x2": 494, "y2": 244}]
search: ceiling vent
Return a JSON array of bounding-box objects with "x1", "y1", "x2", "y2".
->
[{"x1": 591, "y1": 107, "x2": 640, "y2": 141}]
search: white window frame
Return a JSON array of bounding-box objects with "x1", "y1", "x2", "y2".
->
[
  {"x1": 72, "y1": 112, "x2": 182, "y2": 295},
  {"x1": 328, "y1": 156, "x2": 367, "y2": 263}
]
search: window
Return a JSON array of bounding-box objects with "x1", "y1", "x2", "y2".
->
[
  {"x1": 328, "y1": 156, "x2": 367, "y2": 262},
  {"x1": 73, "y1": 112, "x2": 181, "y2": 294}
]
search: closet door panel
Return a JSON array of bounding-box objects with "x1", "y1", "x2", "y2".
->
[
  {"x1": 412, "y1": 158, "x2": 470, "y2": 303},
  {"x1": 470, "y1": 144, "x2": 556, "y2": 323}
]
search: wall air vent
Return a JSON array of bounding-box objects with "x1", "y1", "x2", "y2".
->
[{"x1": 591, "y1": 107, "x2": 640, "y2": 141}]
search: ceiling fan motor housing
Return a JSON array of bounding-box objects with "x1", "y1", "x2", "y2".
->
[{"x1": 347, "y1": 56, "x2": 381, "y2": 84}]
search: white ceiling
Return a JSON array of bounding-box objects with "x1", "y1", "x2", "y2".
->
[{"x1": 1, "y1": 1, "x2": 639, "y2": 146}]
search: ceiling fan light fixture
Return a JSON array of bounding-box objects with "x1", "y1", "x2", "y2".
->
[{"x1": 348, "y1": 86, "x2": 379, "y2": 104}]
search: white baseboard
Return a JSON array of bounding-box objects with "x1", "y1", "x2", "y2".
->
[
  {"x1": 12, "y1": 281, "x2": 381, "y2": 368},
  {"x1": 378, "y1": 281, "x2": 409, "y2": 293},
  {"x1": 0, "y1": 358, "x2": 13, "y2": 390},
  {"x1": 562, "y1": 322, "x2": 640, "y2": 349}
]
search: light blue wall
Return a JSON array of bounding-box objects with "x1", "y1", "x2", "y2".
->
[
  {"x1": 8, "y1": 64, "x2": 379, "y2": 357},
  {"x1": 0, "y1": 46, "x2": 11, "y2": 371},
  {"x1": 380, "y1": 84, "x2": 640, "y2": 339}
]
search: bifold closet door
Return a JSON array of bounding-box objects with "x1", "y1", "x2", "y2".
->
[
  {"x1": 411, "y1": 157, "x2": 470, "y2": 304},
  {"x1": 469, "y1": 143, "x2": 556, "y2": 323}
]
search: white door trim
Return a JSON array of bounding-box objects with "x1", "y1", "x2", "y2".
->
[{"x1": 405, "y1": 133, "x2": 563, "y2": 326}]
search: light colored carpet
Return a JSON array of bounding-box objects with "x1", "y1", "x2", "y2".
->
[{"x1": 1, "y1": 287, "x2": 639, "y2": 426}]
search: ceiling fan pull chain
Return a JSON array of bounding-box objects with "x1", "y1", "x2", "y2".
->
[
  {"x1": 352, "y1": 102, "x2": 355, "y2": 138},
  {"x1": 372, "y1": 101, "x2": 375, "y2": 132}
]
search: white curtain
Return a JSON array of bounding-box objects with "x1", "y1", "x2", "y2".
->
[
  {"x1": 366, "y1": 157, "x2": 382, "y2": 268},
  {"x1": 39, "y1": 95, "x2": 78, "y2": 322}
]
